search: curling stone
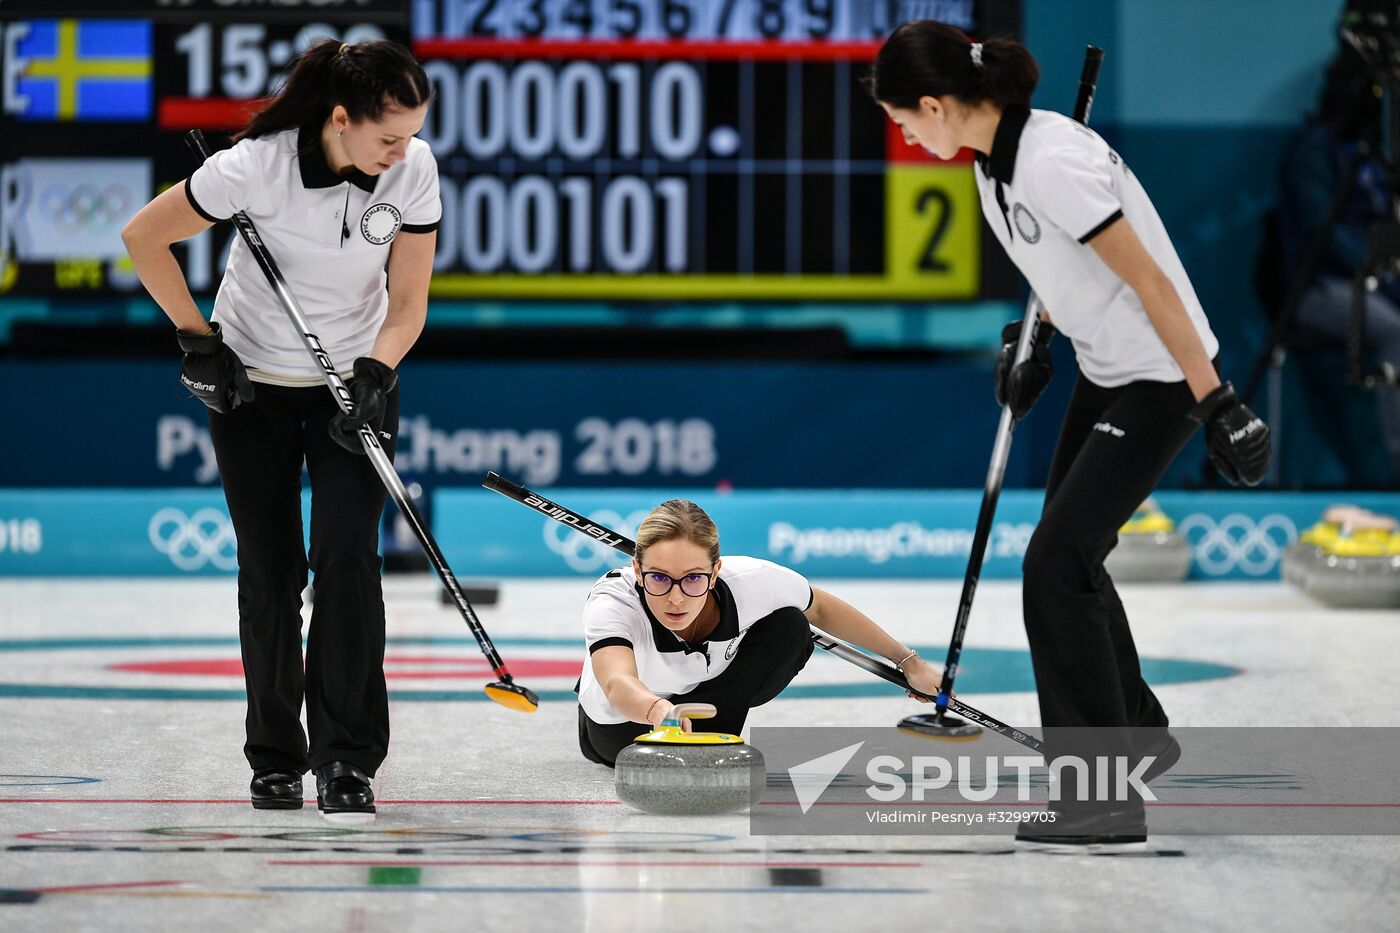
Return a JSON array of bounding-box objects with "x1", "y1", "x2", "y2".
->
[
  {"x1": 1282, "y1": 505, "x2": 1365, "y2": 590},
  {"x1": 1282, "y1": 521, "x2": 1340, "y2": 591},
  {"x1": 1104, "y1": 499, "x2": 1192, "y2": 583},
  {"x1": 614, "y1": 703, "x2": 764, "y2": 816},
  {"x1": 1303, "y1": 515, "x2": 1400, "y2": 610}
]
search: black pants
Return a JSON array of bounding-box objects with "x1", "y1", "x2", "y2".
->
[
  {"x1": 1023, "y1": 374, "x2": 1198, "y2": 735},
  {"x1": 207, "y1": 380, "x2": 399, "y2": 777},
  {"x1": 578, "y1": 606, "x2": 814, "y2": 767}
]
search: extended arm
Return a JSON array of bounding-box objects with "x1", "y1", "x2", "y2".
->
[
  {"x1": 591, "y1": 645, "x2": 689, "y2": 728},
  {"x1": 804, "y1": 587, "x2": 944, "y2": 699}
]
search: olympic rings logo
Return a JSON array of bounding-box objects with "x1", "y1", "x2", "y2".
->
[
  {"x1": 147, "y1": 507, "x2": 238, "y2": 572},
  {"x1": 40, "y1": 183, "x2": 133, "y2": 234},
  {"x1": 542, "y1": 509, "x2": 647, "y2": 573},
  {"x1": 1175, "y1": 513, "x2": 1297, "y2": 577}
]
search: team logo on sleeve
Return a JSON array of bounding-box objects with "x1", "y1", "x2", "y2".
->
[
  {"x1": 724, "y1": 625, "x2": 756, "y2": 660},
  {"x1": 1012, "y1": 204, "x2": 1041, "y2": 244},
  {"x1": 360, "y1": 203, "x2": 403, "y2": 245}
]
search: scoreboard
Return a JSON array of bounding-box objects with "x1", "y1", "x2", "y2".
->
[
  {"x1": 0, "y1": 0, "x2": 1020, "y2": 302},
  {"x1": 0, "y1": 0, "x2": 406, "y2": 298}
]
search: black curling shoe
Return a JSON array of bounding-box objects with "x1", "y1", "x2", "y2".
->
[
  {"x1": 250, "y1": 769, "x2": 304, "y2": 810},
  {"x1": 315, "y1": 761, "x2": 376, "y2": 823},
  {"x1": 1141, "y1": 733, "x2": 1182, "y2": 785},
  {"x1": 1016, "y1": 806, "x2": 1148, "y2": 855}
]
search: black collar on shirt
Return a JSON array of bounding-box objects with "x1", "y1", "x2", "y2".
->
[
  {"x1": 638, "y1": 577, "x2": 739, "y2": 655},
  {"x1": 976, "y1": 104, "x2": 1031, "y2": 185},
  {"x1": 297, "y1": 124, "x2": 378, "y2": 193}
]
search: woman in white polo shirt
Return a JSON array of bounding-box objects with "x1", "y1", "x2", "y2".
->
[
  {"x1": 868, "y1": 22, "x2": 1270, "y2": 850},
  {"x1": 122, "y1": 38, "x2": 439, "y2": 822},
  {"x1": 577, "y1": 499, "x2": 946, "y2": 766}
]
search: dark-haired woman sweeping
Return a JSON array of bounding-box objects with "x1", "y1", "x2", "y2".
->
[
  {"x1": 122, "y1": 39, "x2": 439, "y2": 823},
  {"x1": 869, "y1": 22, "x2": 1270, "y2": 852}
]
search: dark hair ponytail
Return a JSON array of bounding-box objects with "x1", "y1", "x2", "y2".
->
[
  {"x1": 867, "y1": 21, "x2": 1040, "y2": 111},
  {"x1": 233, "y1": 38, "x2": 433, "y2": 142}
]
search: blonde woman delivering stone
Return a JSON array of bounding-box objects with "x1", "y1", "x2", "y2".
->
[{"x1": 577, "y1": 499, "x2": 945, "y2": 766}]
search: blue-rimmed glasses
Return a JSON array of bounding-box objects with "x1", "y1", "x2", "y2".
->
[{"x1": 640, "y1": 567, "x2": 715, "y2": 598}]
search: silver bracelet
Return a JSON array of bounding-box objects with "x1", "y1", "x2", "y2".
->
[{"x1": 895, "y1": 649, "x2": 919, "y2": 672}]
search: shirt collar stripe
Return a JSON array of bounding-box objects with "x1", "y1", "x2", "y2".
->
[
  {"x1": 297, "y1": 123, "x2": 378, "y2": 193},
  {"x1": 984, "y1": 104, "x2": 1031, "y2": 185}
]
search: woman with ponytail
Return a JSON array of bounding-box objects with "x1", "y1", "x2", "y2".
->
[
  {"x1": 122, "y1": 38, "x2": 439, "y2": 823},
  {"x1": 869, "y1": 21, "x2": 1271, "y2": 853}
]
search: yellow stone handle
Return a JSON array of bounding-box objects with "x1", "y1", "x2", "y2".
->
[
  {"x1": 662, "y1": 703, "x2": 717, "y2": 727},
  {"x1": 1322, "y1": 504, "x2": 1366, "y2": 525},
  {"x1": 1344, "y1": 514, "x2": 1398, "y2": 534}
]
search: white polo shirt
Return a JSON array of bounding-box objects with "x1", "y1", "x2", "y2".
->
[
  {"x1": 186, "y1": 125, "x2": 440, "y2": 382},
  {"x1": 577, "y1": 556, "x2": 813, "y2": 725},
  {"x1": 974, "y1": 107, "x2": 1218, "y2": 387}
]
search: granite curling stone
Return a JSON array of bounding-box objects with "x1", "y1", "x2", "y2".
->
[
  {"x1": 1304, "y1": 514, "x2": 1400, "y2": 610},
  {"x1": 614, "y1": 703, "x2": 765, "y2": 816},
  {"x1": 1104, "y1": 499, "x2": 1192, "y2": 583},
  {"x1": 1282, "y1": 505, "x2": 1363, "y2": 591}
]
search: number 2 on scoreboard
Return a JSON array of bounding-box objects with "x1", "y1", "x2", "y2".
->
[
  {"x1": 884, "y1": 165, "x2": 979, "y2": 298},
  {"x1": 916, "y1": 188, "x2": 952, "y2": 273}
]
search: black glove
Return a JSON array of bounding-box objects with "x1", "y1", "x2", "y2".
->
[
  {"x1": 1190, "y1": 382, "x2": 1271, "y2": 486},
  {"x1": 328, "y1": 357, "x2": 397, "y2": 454},
  {"x1": 994, "y1": 319, "x2": 1055, "y2": 419},
  {"x1": 177, "y1": 322, "x2": 254, "y2": 414}
]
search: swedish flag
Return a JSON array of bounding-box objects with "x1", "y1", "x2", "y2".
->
[{"x1": 16, "y1": 20, "x2": 152, "y2": 122}]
